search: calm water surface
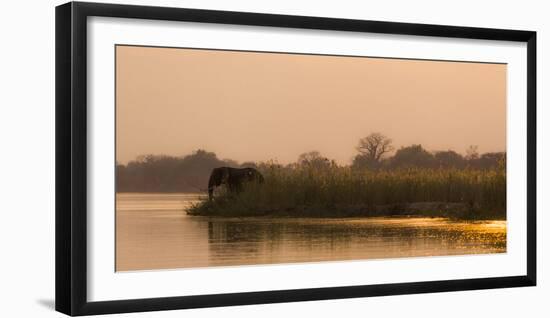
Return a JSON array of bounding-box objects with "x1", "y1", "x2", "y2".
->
[{"x1": 116, "y1": 193, "x2": 506, "y2": 271}]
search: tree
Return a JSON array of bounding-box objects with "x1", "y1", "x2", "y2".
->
[
  {"x1": 352, "y1": 154, "x2": 382, "y2": 170},
  {"x1": 471, "y1": 152, "x2": 506, "y2": 169},
  {"x1": 356, "y1": 133, "x2": 394, "y2": 162},
  {"x1": 297, "y1": 151, "x2": 332, "y2": 169},
  {"x1": 434, "y1": 150, "x2": 465, "y2": 168},
  {"x1": 352, "y1": 133, "x2": 393, "y2": 170},
  {"x1": 465, "y1": 145, "x2": 479, "y2": 160},
  {"x1": 391, "y1": 144, "x2": 435, "y2": 168}
]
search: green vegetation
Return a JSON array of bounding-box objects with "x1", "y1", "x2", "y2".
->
[
  {"x1": 117, "y1": 132, "x2": 506, "y2": 220},
  {"x1": 188, "y1": 163, "x2": 506, "y2": 220}
]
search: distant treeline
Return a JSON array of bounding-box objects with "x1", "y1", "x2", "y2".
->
[
  {"x1": 116, "y1": 133, "x2": 505, "y2": 193},
  {"x1": 116, "y1": 150, "x2": 238, "y2": 193}
]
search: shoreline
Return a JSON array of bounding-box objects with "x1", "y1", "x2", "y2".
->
[{"x1": 187, "y1": 201, "x2": 506, "y2": 220}]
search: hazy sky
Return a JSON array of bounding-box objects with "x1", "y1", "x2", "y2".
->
[{"x1": 116, "y1": 45, "x2": 506, "y2": 165}]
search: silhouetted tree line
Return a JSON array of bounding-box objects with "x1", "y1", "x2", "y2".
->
[
  {"x1": 351, "y1": 133, "x2": 505, "y2": 170},
  {"x1": 116, "y1": 133, "x2": 505, "y2": 193},
  {"x1": 116, "y1": 150, "x2": 240, "y2": 193}
]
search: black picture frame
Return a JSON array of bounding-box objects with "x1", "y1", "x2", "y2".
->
[{"x1": 55, "y1": 1, "x2": 537, "y2": 316}]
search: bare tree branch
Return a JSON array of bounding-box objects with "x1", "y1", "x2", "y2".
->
[{"x1": 356, "y1": 132, "x2": 394, "y2": 162}]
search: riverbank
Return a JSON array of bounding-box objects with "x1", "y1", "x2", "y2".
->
[
  {"x1": 186, "y1": 165, "x2": 506, "y2": 220},
  {"x1": 187, "y1": 200, "x2": 504, "y2": 220}
]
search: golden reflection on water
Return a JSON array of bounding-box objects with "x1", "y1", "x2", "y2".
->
[{"x1": 115, "y1": 193, "x2": 506, "y2": 271}]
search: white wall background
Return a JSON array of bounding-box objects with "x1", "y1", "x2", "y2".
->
[{"x1": 0, "y1": 0, "x2": 547, "y2": 316}]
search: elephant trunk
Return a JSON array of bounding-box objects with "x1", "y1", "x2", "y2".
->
[
  {"x1": 207, "y1": 170, "x2": 216, "y2": 201},
  {"x1": 208, "y1": 186, "x2": 214, "y2": 201},
  {"x1": 208, "y1": 167, "x2": 225, "y2": 201}
]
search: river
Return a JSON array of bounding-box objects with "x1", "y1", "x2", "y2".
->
[{"x1": 115, "y1": 193, "x2": 506, "y2": 271}]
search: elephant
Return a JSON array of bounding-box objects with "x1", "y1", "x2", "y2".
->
[{"x1": 207, "y1": 167, "x2": 264, "y2": 200}]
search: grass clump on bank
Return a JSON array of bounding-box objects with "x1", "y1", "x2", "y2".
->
[{"x1": 187, "y1": 164, "x2": 506, "y2": 220}]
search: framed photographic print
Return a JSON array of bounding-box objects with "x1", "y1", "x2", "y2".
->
[{"x1": 55, "y1": 1, "x2": 536, "y2": 316}]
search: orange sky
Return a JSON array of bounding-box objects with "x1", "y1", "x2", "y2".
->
[{"x1": 116, "y1": 45, "x2": 506, "y2": 165}]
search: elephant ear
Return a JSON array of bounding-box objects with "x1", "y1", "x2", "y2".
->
[{"x1": 209, "y1": 167, "x2": 224, "y2": 187}]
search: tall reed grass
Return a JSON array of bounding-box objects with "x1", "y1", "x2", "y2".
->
[{"x1": 188, "y1": 164, "x2": 506, "y2": 219}]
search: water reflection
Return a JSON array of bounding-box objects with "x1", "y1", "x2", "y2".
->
[
  {"x1": 203, "y1": 217, "x2": 505, "y2": 266},
  {"x1": 116, "y1": 193, "x2": 506, "y2": 271}
]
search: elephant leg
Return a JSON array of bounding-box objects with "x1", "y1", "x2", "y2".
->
[
  {"x1": 227, "y1": 176, "x2": 243, "y2": 195},
  {"x1": 227, "y1": 182, "x2": 236, "y2": 194}
]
